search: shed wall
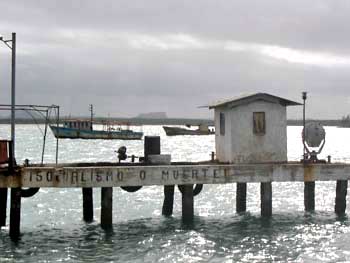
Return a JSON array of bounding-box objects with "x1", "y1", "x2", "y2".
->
[{"x1": 215, "y1": 101, "x2": 287, "y2": 163}]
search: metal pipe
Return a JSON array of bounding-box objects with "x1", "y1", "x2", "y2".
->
[
  {"x1": 89, "y1": 104, "x2": 93, "y2": 131},
  {"x1": 41, "y1": 110, "x2": 49, "y2": 164},
  {"x1": 302, "y1": 92, "x2": 307, "y2": 161},
  {"x1": 0, "y1": 104, "x2": 58, "y2": 108},
  {"x1": 56, "y1": 106, "x2": 59, "y2": 165},
  {"x1": 11, "y1": 33, "x2": 16, "y2": 161}
]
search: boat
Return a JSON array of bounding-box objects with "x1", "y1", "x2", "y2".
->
[
  {"x1": 49, "y1": 105, "x2": 143, "y2": 140},
  {"x1": 163, "y1": 124, "x2": 214, "y2": 136}
]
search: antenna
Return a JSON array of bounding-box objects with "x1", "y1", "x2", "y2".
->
[{"x1": 89, "y1": 104, "x2": 93, "y2": 130}]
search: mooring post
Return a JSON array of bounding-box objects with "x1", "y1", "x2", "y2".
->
[
  {"x1": 181, "y1": 184, "x2": 194, "y2": 223},
  {"x1": 236, "y1": 182, "x2": 247, "y2": 213},
  {"x1": 0, "y1": 188, "x2": 7, "y2": 227},
  {"x1": 261, "y1": 182, "x2": 272, "y2": 217},
  {"x1": 9, "y1": 187, "x2": 21, "y2": 241},
  {"x1": 335, "y1": 180, "x2": 348, "y2": 215},
  {"x1": 0, "y1": 140, "x2": 9, "y2": 227},
  {"x1": 101, "y1": 187, "x2": 112, "y2": 229},
  {"x1": 82, "y1": 188, "x2": 93, "y2": 222},
  {"x1": 162, "y1": 185, "x2": 175, "y2": 216},
  {"x1": 304, "y1": 181, "x2": 315, "y2": 211}
]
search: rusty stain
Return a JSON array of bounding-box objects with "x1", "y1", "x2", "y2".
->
[{"x1": 304, "y1": 165, "x2": 315, "y2": 182}]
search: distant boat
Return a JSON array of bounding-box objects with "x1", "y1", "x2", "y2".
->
[
  {"x1": 49, "y1": 105, "x2": 143, "y2": 140},
  {"x1": 163, "y1": 124, "x2": 214, "y2": 136},
  {"x1": 50, "y1": 121, "x2": 143, "y2": 140}
]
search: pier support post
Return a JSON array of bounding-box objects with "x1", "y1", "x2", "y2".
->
[
  {"x1": 304, "y1": 182, "x2": 315, "y2": 212},
  {"x1": 335, "y1": 180, "x2": 348, "y2": 215},
  {"x1": 0, "y1": 188, "x2": 8, "y2": 227},
  {"x1": 101, "y1": 187, "x2": 112, "y2": 229},
  {"x1": 181, "y1": 184, "x2": 194, "y2": 223},
  {"x1": 162, "y1": 185, "x2": 175, "y2": 216},
  {"x1": 144, "y1": 136, "x2": 176, "y2": 217},
  {"x1": 9, "y1": 188, "x2": 21, "y2": 241},
  {"x1": 82, "y1": 188, "x2": 93, "y2": 222},
  {"x1": 261, "y1": 182, "x2": 272, "y2": 217},
  {"x1": 236, "y1": 183, "x2": 247, "y2": 213}
]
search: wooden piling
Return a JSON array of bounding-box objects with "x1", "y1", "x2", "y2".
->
[
  {"x1": 236, "y1": 183, "x2": 247, "y2": 213},
  {"x1": 82, "y1": 188, "x2": 93, "y2": 222},
  {"x1": 260, "y1": 182, "x2": 272, "y2": 217},
  {"x1": 162, "y1": 185, "x2": 175, "y2": 216},
  {"x1": 101, "y1": 187, "x2": 112, "y2": 229},
  {"x1": 304, "y1": 182, "x2": 315, "y2": 211},
  {"x1": 9, "y1": 188, "x2": 21, "y2": 241},
  {"x1": 335, "y1": 180, "x2": 348, "y2": 215},
  {"x1": 181, "y1": 184, "x2": 194, "y2": 223},
  {"x1": 0, "y1": 188, "x2": 8, "y2": 227}
]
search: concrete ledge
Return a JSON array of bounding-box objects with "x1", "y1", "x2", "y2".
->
[{"x1": 0, "y1": 163, "x2": 349, "y2": 188}]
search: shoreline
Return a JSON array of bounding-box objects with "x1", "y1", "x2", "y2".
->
[{"x1": 0, "y1": 118, "x2": 347, "y2": 127}]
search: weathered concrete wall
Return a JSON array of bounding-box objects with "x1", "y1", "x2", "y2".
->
[
  {"x1": 214, "y1": 107, "x2": 232, "y2": 161},
  {"x1": 215, "y1": 101, "x2": 287, "y2": 163},
  {"x1": 0, "y1": 163, "x2": 349, "y2": 188}
]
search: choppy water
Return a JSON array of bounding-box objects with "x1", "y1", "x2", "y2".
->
[{"x1": 0, "y1": 125, "x2": 350, "y2": 262}]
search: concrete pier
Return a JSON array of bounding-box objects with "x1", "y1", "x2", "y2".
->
[
  {"x1": 0, "y1": 188, "x2": 8, "y2": 227},
  {"x1": 260, "y1": 182, "x2": 272, "y2": 217},
  {"x1": 101, "y1": 187, "x2": 112, "y2": 229},
  {"x1": 181, "y1": 184, "x2": 194, "y2": 223},
  {"x1": 335, "y1": 180, "x2": 348, "y2": 215},
  {"x1": 162, "y1": 185, "x2": 175, "y2": 216},
  {"x1": 236, "y1": 183, "x2": 247, "y2": 213},
  {"x1": 304, "y1": 182, "x2": 315, "y2": 212},
  {"x1": 9, "y1": 188, "x2": 21, "y2": 241},
  {"x1": 0, "y1": 162, "x2": 348, "y2": 239},
  {"x1": 82, "y1": 188, "x2": 93, "y2": 222}
]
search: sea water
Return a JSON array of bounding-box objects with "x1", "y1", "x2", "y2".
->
[{"x1": 0, "y1": 125, "x2": 350, "y2": 262}]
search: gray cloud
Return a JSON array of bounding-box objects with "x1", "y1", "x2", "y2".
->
[{"x1": 0, "y1": 1, "x2": 350, "y2": 119}]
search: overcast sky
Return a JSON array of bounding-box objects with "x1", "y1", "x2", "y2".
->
[{"x1": 0, "y1": 1, "x2": 350, "y2": 119}]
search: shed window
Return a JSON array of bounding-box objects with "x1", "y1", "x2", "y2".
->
[
  {"x1": 220, "y1": 112, "x2": 225, "y2": 135},
  {"x1": 253, "y1": 112, "x2": 265, "y2": 135}
]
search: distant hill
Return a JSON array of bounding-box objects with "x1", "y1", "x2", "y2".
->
[{"x1": 135, "y1": 112, "x2": 168, "y2": 119}]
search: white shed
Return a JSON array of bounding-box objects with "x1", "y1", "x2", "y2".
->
[{"x1": 208, "y1": 93, "x2": 301, "y2": 163}]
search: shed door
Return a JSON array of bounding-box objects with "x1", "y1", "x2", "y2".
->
[{"x1": 253, "y1": 112, "x2": 266, "y2": 135}]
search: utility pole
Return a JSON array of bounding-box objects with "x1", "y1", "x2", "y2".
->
[
  {"x1": 0, "y1": 32, "x2": 16, "y2": 159},
  {"x1": 302, "y1": 91, "x2": 307, "y2": 162},
  {"x1": 89, "y1": 104, "x2": 93, "y2": 131}
]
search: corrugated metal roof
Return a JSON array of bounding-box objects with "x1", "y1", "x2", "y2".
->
[{"x1": 204, "y1": 93, "x2": 302, "y2": 109}]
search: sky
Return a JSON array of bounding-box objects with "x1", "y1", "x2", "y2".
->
[{"x1": 0, "y1": 1, "x2": 350, "y2": 119}]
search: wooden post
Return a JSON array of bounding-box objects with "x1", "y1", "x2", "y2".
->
[
  {"x1": 0, "y1": 188, "x2": 8, "y2": 227},
  {"x1": 181, "y1": 184, "x2": 194, "y2": 223},
  {"x1": 335, "y1": 180, "x2": 348, "y2": 215},
  {"x1": 261, "y1": 182, "x2": 272, "y2": 217},
  {"x1": 82, "y1": 188, "x2": 93, "y2": 222},
  {"x1": 236, "y1": 183, "x2": 247, "y2": 213},
  {"x1": 162, "y1": 185, "x2": 175, "y2": 216},
  {"x1": 9, "y1": 188, "x2": 21, "y2": 241},
  {"x1": 101, "y1": 187, "x2": 112, "y2": 229},
  {"x1": 304, "y1": 182, "x2": 315, "y2": 211}
]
